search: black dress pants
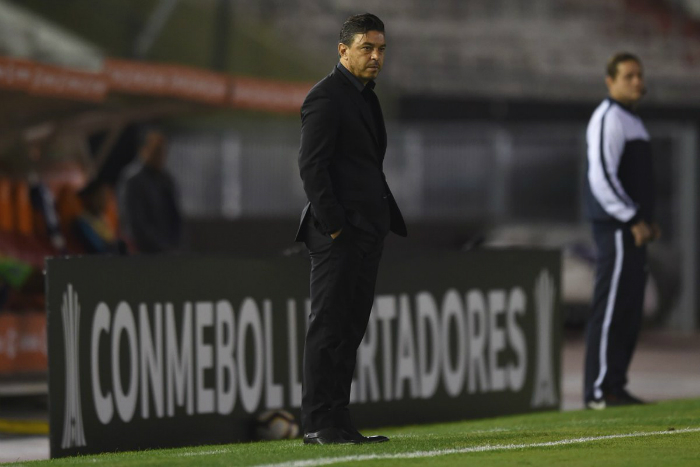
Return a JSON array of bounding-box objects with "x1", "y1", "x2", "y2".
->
[
  {"x1": 584, "y1": 222, "x2": 647, "y2": 403},
  {"x1": 302, "y1": 217, "x2": 384, "y2": 433}
]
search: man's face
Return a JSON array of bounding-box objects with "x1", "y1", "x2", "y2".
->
[
  {"x1": 338, "y1": 30, "x2": 386, "y2": 84},
  {"x1": 606, "y1": 60, "x2": 645, "y2": 106}
]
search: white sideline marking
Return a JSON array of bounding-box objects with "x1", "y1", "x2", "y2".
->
[
  {"x1": 180, "y1": 448, "x2": 231, "y2": 457},
  {"x1": 245, "y1": 427, "x2": 700, "y2": 467}
]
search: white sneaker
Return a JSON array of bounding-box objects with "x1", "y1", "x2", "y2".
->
[{"x1": 586, "y1": 399, "x2": 606, "y2": 410}]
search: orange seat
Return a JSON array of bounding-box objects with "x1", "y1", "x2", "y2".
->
[
  {"x1": 0, "y1": 178, "x2": 13, "y2": 232},
  {"x1": 104, "y1": 186, "x2": 120, "y2": 234},
  {"x1": 14, "y1": 180, "x2": 34, "y2": 236},
  {"x1": 55, "y1": 184, "x2": 84, "y2": 233},
  {"x1": 55, "y1": 184, "x2": 86, "y2": 253}
]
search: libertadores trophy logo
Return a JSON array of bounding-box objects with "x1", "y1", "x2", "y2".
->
[
  {"x1": 531, "y1": 270, "x2": 558, "y2": 408},
  {"x1": 61, "y1": 284, "x2": 86, "y2": 449}
]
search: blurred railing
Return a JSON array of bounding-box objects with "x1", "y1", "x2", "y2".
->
[{"x1": 167, "y1": 121, "x2": 687, "y2": 229}]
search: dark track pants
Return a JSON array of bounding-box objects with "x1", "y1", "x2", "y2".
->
[
  {"x1": 302, "y1": 217, "x2": 384, "y2": 433},
  {"x1": 584, "y1": 222, "x2": 647, "y2": 403}
]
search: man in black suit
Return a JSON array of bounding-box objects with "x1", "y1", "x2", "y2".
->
[{"x1": 295, "y1": 13, "x2": 407, "y2": 445}]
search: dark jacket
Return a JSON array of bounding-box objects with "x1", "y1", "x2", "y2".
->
[
  {"x1": 121, "y1": 164, "x2": 182, "y2": 253},
  {"x1": 295, "y1": 66, "x2": 406, "y2": 241}
]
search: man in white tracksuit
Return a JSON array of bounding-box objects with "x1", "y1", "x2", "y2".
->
[{"x1": 584, "y1": 52, "x2": 660, "y2": 409}]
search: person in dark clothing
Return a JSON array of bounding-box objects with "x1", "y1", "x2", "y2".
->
[
  {"x1": 583, "y1": 52, "x2": 660, "y2": 410},
  {"x1": 25, "y1": 138, "x2": 67, "y2": 253},
  {"x1": 75, "y1": 180, "x2": 123, "y2": 254},
  {"x1": 295, "y1": 13, "x2": 406, "y2": 445},
  {"x1": 119, "y1": 131, "x2": 182, "y2": 253}
]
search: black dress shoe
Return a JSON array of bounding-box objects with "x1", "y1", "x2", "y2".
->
[
  {"x1": 340, "y1": 427, "x2": 389, "y2": 444},
  {"x1": 303, "y1": 427, "x2": 356, "y2": 445},
  {"x1": 606, "y1": 390, "x2": 646, "y2": 406}
]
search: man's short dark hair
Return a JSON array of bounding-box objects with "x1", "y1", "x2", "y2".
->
[
  {"x1": 339, "y1": 13, "x2": 384, "y2": 47},
  {"x1": 607, "y1": 52, "x2": 642, "y2": 79}
]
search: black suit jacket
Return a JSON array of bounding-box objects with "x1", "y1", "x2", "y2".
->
[{"x1": 295, "y1": 66, "x2": 407, "y2": 242}]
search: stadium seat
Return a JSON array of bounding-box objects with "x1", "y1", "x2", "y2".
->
[
  {"x1": 55, "y1": 183, "x2": 87, "y2": 253},
  {"x1": 14, "y1": 180, "x2": 33, "y2": 237},
  {"x1": 0, "y1": 177, "x2": 13, "y2": 232},
  {"x1": 103, "y1": 186, "x2": 120, "y2": 234}
]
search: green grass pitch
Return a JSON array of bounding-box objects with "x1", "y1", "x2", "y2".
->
[{"x1": 9, "y1": 398, "x2": 700, "y2": 466}]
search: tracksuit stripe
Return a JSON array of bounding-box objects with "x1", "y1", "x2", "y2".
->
[{"x1": 593, "y1": 228, "x2": 624, "y2": 400}]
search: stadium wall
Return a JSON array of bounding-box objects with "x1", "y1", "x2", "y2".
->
[{"x1": 46, "y1": 251, "x2": 561, "y2": 457}]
